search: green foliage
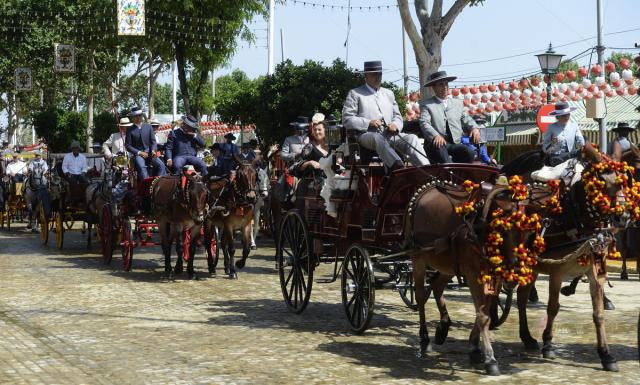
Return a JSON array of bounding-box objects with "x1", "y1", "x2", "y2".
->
[
  {"x1": 252, "y1": 59, "x2": 364, "y2": 146},
  {"x1": 93, "y1": 111, "x2": 118, "y2": 144},
  {"x1": 214, "y1": 70, "x2": 263, "y2": 123},
  {"x1": 33, "y1": 109, "x2": 87, "y2": 153}
]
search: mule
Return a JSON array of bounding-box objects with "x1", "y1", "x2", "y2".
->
[
  {"x1": 23, "y1": 161, "x2": 50, "y2": 232},
  {"x1": 151, "y1": 173, "x2": 208, "y2": 280},
  {"x1": 204, "y1": 162, "x2": 257, "y2": 279}
]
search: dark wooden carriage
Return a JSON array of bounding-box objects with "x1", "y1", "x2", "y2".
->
[{"x1": 276, "y1": 141, "x2": 510, "y2": 333}]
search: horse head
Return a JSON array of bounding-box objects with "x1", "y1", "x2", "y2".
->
[
  {"x1": 234, "y1": 162, "x2": 257, "y2": 204},
  {"x1": 185, "y1": 174, "x2": 208, "y2": 223}
]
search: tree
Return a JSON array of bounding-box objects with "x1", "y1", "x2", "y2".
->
[
  {"x1": 398, "y1": 0, "x2": 484, "y2": 91},
  {"x1": 213, "y1": 70, "x2": 263, "y2": 123}
]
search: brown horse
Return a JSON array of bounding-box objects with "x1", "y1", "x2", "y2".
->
[
  {"x1": 428, "y1": 144, "x2": 626, "y2": 372},
  {"x1": 204, "y1": 162, "x2": 257, "y2": 279},
  {"x1": 407, "y1": 177, "x2": 527, "y2": 375},
  {"x1": 151, "y1": 173, "x2": 208, "y2": 280}
]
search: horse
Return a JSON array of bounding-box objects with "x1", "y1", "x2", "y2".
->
[
  {"x1": 250, "y1": 166, "x2": 269, "y2": 249},
  {"x1": 23, "y1": 160, "x2": 50, "y2": 233},
  {"x1": 151, "y1": 172, "x2": 208, "y2": 280},
  {"x1": 427, "y1": 143, "x2": 626, "y2": 372},
  {"x1": 85, "y1": 163, "x2": 122, "y2": 249},
  {"x1": 203, "y1": 162, "x2": 257, "y2": 279},
  {"x1": 618, "y1": 146, "x2": 640, "y2": 280},
  {"x1": 406, "y1": 173, "x2": 529, "y2": 375}
]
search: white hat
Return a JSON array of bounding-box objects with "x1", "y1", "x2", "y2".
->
[
  {"x1": 311, "y1": 112, "x2": 325, "y2": 125},
  {"x1": 119, "y1": 117, "x2": 133, "y2": 127}
]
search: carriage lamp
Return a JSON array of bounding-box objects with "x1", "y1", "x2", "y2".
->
[
  {"x1": 202, "y1": 150, "x2": 215, "y2": 167},
  {"x1": 535, "y1": 43, "x2": 564, "y2": 104},
  {"x1": 114, "y1": 153, "x2": 128, "y2": 168},
  {"x1": 325, "y1": 120, "x2": 343, "y2": 151}
]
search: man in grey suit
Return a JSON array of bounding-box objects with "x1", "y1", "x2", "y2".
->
[
  {"x1": 542, "y1": 101, "x2": 585, "y2": 166},
  {"x1": 419, "y1": 71, "x2": 480, "y2": 163},
  {"x1": 342, "y1": 61, "x2": 429, "y2": 171},
  {"x1": 280, "y1": 116, "x2": 310, "y2": 162}
]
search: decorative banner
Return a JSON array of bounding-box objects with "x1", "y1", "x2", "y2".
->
[
  {"x1": 54, "y1": 43, "x2": 75, "y2": 73},
  {"x1": 15, "y1": 68, "x2": 32, "y2": 91},
  {"x1": 118, "y1": 0, "x2": 145, "y2": 36}
]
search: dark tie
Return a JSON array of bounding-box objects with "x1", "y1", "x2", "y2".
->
[{"x1": 443, "y1": 103, "x2": 454, "y2": 143}]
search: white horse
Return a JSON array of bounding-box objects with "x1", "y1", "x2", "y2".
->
[{"x1": 251, "y1": 167, "x2": 269, "y2": 249}]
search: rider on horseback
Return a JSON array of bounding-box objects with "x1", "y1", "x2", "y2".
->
[{"x1": 165, "y1": 115, "x2": 207, "y2": 177}]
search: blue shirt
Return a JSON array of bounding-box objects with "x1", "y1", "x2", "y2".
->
[{"x1": 461, "y1": 135, "x2": 491, "y2": 164}]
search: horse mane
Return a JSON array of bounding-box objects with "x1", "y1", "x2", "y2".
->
[{"x1": 500, "y1": 149, "x2": 545, "y2": 177}]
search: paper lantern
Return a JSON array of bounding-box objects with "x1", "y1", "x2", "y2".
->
[
  {"x1": 628, "y1": 85, "x2": 638, "y2": 96},
  {"x1": 470, "y1": 86, "x2": 479, "y2": 95},
  {"x1": 543, "y1": 75, "x2": 550, "y2": 84},
  {"x1": 532, "y1": 86, "x2": 542, "y2": 94},
  {"x1": 588, "y1": 84, "x2": 596, "y2": 93},
  {"x1": 585, "y1": 92, "x2": 593, "y2": 99},
  {"x1": 582, "y1": 78, "x2": 591, "y2": 88},
  {"x1": 625, "y1": 78, "x2": 634, "y2": 85},
  {"x1": 554, "y1": 72, "x2": 565, "y2": 82},
  {"x1": 620, "y1": 58, "x2": 631, "y2": 69},
  {"x1": 594, "y1": 76, "x2": 605, "y2": 86},
  {"x1": 605, "y1": 61, "x2": 616, "y2": 73},
  {"x1": 481, "y1": 94, "x2": 489, "y2": 103},
  {"x1": 558, "y1": 83, "x2": 568, "y2": 93},
  {"x1": 461, "y1": 86, "x2": 469, "y2": 94},
  {"x1": 591, "y1": 64, "x2": 602, "y2": 75},
  {"x1": 494, "y1": 103, "x2": 502, "y2": 112},
  {"x1": 568, "y1": 81, "x2": 579, "y2": 91},
  {"x1": 479, "y1": 84, "x2": 488, "y2": 93},
  {"x1": 452, "y1": 88, "x2": 460, "y2": 97},
  {"x1": 578, "y1": 67, "x2": 588, "y2": 77},
  {"x1": 509, "y1": 80, "x2": 518, "y2": 90},
  {"x1": 519, "y1": 78, "x2": 529, "y2": 88},
  {"x1": 576, "y1": 85, "x2": 584, "y2": 94},
  {"x1": 464, "y1": 93, "x2": 472, "y2": 100},
  {"x1": 622, "y1": 69, "x2": 633, "y2": 80},
  {"x1": 566, "y1": 70, "x2": 576, "y2": 81},
  {"x1": 498, "y1": 82, "x2": 507, "y2": 91},
  {"x1": 605, "y1": 90, "x2": 615, "y2": 97},
  {"x1": 594, "y1": 91, "x2": 603, "y2": 99},
  {"x1": 487, "y1": 83, "x2": 497, "y2": 92},
  {"x1": 616, "y1": 86, "x2": 625, "y2": 96}
]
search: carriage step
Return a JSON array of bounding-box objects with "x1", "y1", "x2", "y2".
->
[{"x1": 315, "y1": 277, "x2": 337, "y2": 284}]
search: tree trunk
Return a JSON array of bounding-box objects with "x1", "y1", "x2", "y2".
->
[
  {"x1": 175, "y1": 44, "x2": 192, "y2": 117},
  {"x1": 191, "y1": 64, "x2": 210, "y2": 120},
  {"x1": 6, "y1": 93, "x2": 16, "y2": 147},
  {"x1": 86, "y1": 49, "x2": 95, "y2": 153}
]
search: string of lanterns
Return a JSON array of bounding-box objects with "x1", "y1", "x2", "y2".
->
[{"x1": 291, "y1": 0, "x2": 400, "y2": 11}]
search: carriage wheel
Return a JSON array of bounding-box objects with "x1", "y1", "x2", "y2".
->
[
  {"x1": 101, "y1": 205, "x2": 114, "y2": 265},
  {"x1": 39, "y1": 204, "x2": 49, "y2": 245},
  {"x1": 277, "y1": 210, "x2": 313, "y2": 314},
  {"x1": 182, "y1": 228, "x2": 192, "y2": 262},
  {"x1": 55, "y1": 212, "x2": 64, "y2": 249},
  {"x1": 489, "y1": 285, "x2": 514, "y2": 329},
  {"x1": 396, "y1": 264, "x2": 418, "y2": 310},
  {"x1": 341, "y1": 244, "x2": 375, "y2": 334},
  {"x1": 121, "y1": 220, "x2": 134, "y2": 271}
]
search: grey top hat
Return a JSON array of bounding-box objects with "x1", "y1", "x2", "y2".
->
[
  {"x1": 612, "y1": 122, "x2": 636, "y2": 133},
  {"x1": 424, "y1": 70, "x2": 457, "y2": 87},
  {"x1": 359, "y1": 60, "x2": 383, "y2": 73},
  {"x1": 548, "y1": 101, "x2": 577, "y2": 116},
  {"x1": 70, "y1": 140, "x2": 81, "y2": 150},
  {"x1": 128, "y1": 106, "x2": 144, "y2": 117},
  {"x1": 181, "y1": 115, "x2": 199, "y2": 130}
]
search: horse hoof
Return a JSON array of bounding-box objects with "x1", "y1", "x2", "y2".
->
[
  {"x1": 521, "y1": 337, "x2": 540, "y2": 350},
  {"x1": 235, "y1": 260, "x2": 246, "y2": 269},
  {"x1": 560, "y1": 286, "x2": 575, "y2": 297},
  {"x1": 419, "y1": 340, "x2": 432, "y2": 356},
  {"x1": 208, "y1": 268, "x2": 216, "y2": 276},
  {"x1": 228, "y1": 272, "x2": 237, "y2": 280},
  {"x1": 541, "y1": 346, "x2": 556, "y2": 359},
  {"x1": 604, "y1": 299, "x2": 615, "y2": 311},
  {"x1": 469, "y1": 349, "x2": 483, "y2": 364},
  {"x1": 174, "y1": 267, "x2": 183, "y2": 275},
  {"x1": 188, "y1": 273, "x2": 199, "y2": 281},
  {"x1": 620, "y1": 272, "x2": 628, "y2": 280},
  {"x1": 251, "y1": 245, "x2": 257, "y2": 250},
  {"x1": 601, "y1": 360, "x2": 619, "y2": 372},
  {"x1": 484, "y1": 362, "x2": 500, "y2": 376},
  {"x1": 434, "y1": 321, "x2": 451, "y2": 345}
]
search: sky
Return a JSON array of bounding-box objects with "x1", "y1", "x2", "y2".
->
[{"x1": 158, "y1": 0, "x2": 640, "y2": 91}]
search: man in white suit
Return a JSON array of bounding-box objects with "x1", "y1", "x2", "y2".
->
[
  {"x1": 103, "y1": 117, "x2": 132, "y2": 160},
  {"x1": 542, "y1": 101, "x2": 585, "y2": 166},
  {"x1": 342, "y1": 60, "x2": 429, "y2": 171},
  {"x1": 419, "y1": 71, "x2": 480, "y2": 164}
]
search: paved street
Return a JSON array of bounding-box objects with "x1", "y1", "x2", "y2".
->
[{"x1": 0, "y1": 224, "x2": 638, "y2": 385}]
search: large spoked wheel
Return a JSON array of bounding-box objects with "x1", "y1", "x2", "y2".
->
[
  {"x1": 39, "y1": 204, "x2": 49, "y2": 245},
  {"x1": 101, "y1": 205, "x2": 114, "y2": 265},
  {"x1": 55, "y1": 211, "x2": 64, "y2": 250},
  {"x1": 341, "y1": 244, "x2": 375, "y2": 334},
  {"x1": 489, "y1": 285, "x2": 514, "y2": 329},
  {"x1": 121, "y1": 220, "x2": 134, "y2": 271},
  {"x1": 277, "y1": 210, "x2": 313, "y2": 314}
]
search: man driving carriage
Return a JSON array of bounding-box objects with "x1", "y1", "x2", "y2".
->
[
  {"x1": 5, "y1": 154, "x2": 27, "y2": 182},
  {"x1": 542, "y1": 101, "x2": 585, "y2": 167},
  {"x1": 342, "y1": 60, "x2": 429, "y2": 172},
  {"x1": 62, "y1": 141, "x2": 88, "y2": 184},
  {"x1": 219, "y1": 133, "x2": 242, "y2": 176},
  {"x1": 165, "y1": 115, "x2": 207, "y2": 177},
  {"x1": 103, "y1": 117, "x2": 131, "y2": 161},
  {"x1": 419, "y1": 70, "x2": 481, "y2": 164},
  {"x1": 125, "y1": 107, "x2": 167, "y2": 179}
]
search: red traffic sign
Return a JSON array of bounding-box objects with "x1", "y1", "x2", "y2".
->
[{"x1": 537, "y1": 104, "x2": 557, "y2": 134}]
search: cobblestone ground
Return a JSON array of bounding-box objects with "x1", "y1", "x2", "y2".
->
[{"x1": 0, "y1": 223, "x2": 638, "y2": 385}]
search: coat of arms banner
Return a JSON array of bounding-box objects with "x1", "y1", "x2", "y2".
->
[
  {"x1": 118, "y1": 0, "x2": 145, "y2": 36},
  {"x1": 54, "y1": 43, "x2": 75, "y2": 73},
  {"x1": 15, "y1": 68, "x2": 32, "y2": 91}
]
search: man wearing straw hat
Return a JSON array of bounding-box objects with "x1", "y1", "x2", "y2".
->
[
  {"x1": 419, "y1": 70, "x2": 480, "y2": 164},
  {"x1": 103, "y1": 117, "x2": 132, "y2": 160},
  {"x1": 542, "y1": 101, "x2": 585, "y2": 166},
  {"x1": 165, "y1": 115, "x2": 207, "y2": 176},
  {"x1": 125, "y1": 106, "x2": 166, "y2": 178},
  {"x1": 342, "y1": 60, "x2": 429, "y2": 172}
]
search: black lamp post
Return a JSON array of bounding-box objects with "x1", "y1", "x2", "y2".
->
[{"x1": 536, "y1": 43, "x2": 565, "y2": 104}]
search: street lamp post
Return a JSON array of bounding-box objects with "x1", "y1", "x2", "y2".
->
[{"x1": 536, "y1": 43, "x2": 564, "y2": 104}]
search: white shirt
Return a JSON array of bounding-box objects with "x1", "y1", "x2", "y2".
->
[
  {"x1": 62, "y1": 153, "x2": 88, "y2": 175},
  {"x1": 6, "y1": 160, "x2": 27, "y2": 176},
  {"x1": 28, "y1": 159, "x2": 49, "y2": 173},
  {"x1": 436, "y1": 96, "x2": 449, "y2": 109}
]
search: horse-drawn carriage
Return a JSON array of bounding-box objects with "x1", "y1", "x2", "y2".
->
[
  {"x1": 275, "y1": 134, "x2": 508, "y2": 333},
  {"x1": 0, "y1": 174, "x2": 28, "y2": 231}
]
